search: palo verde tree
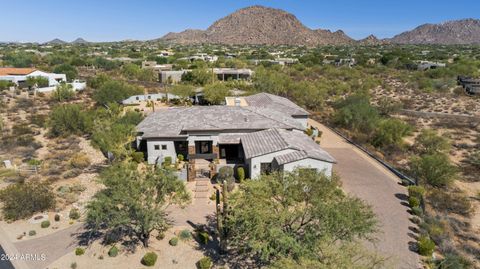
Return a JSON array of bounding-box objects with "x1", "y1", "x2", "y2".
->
[
  {"x1": 86, "y1": 164, "x2": 190, "y2": 247},
  {"x1": 225, "y1": 169, "x2": 378, "y2": 267}
]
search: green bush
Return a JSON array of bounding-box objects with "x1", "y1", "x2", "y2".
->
[
  {"x1": 75, "y1": 247, "x2": 85, "y2": 256},
  {"x1": 408, "y1": 197, "x2": 420, "y2": 208},
  {"x1": 108, "y1": 246, "x2": 118, "y2": 257},
  {"x1": 196, "y1": 256, "x2": 213, "y2": 269},
  {"x1": 169, "y1": 237, "x2": 178, "y2": 246},
  {"x1": 131, "y1": 152, "x2": 144, "y2": 163},
  {"x1": 54, "y1": 214, "x2": 61, "y2": 221},
  {"x1": 411, "y1": 206, "x2": 423, "y2": 216},
  {"x1": 49, "y1": 104, "x2": 91, "y2": 137},
  {"x1": 179, "y1": 229, "x2": 192, "y2": 241},
  {"x1": 410, "y1": 153, "x2": 457, "y2": 187},
  {"x1": 177, "y1": 154, "x2": 184, "y2": 162},
  {"x1": 69, "y1": 208, "x2": 80, "y2": 220},
  {"x1": 217, "y1": 166, "x2": 235, "y2": 191},
  {"x1": 163, "y1": 156, "x2": 172, "y2": 167},
  {"x1": 40, "y1": 220, "x2": 50, "y2": 228},
  {"x1": 237, "y1": 167, "x2": 245, "y2": 182},
  {"x1": 0, "y1": 182, "x2": 55, "y2": 220},
  {"x1": 197, "y1": 231, "x2": 209, "y2": 245},
  {"x1": 141, "y1": 252, "x2": 158, "y2": 267},
  {"x1": 408, "y1": 185, "x2": 425, "y2": 199},
  {"x1": 29, "y1": 230, "x2": 36, "y2": 236},
  {"x1": 418, "y1": 235, "x2": 435, "y2": 256}
]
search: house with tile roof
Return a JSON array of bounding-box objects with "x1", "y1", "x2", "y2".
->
[{"x1": 135, "y1": 93, "x2": 334, "y2": 180}]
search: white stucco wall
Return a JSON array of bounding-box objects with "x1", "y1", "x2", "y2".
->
[
  {"x1": 146, "y1": 140, "x2": 177, "y2": 164},
  {"x1": 249, "y1": 149, "x2": 296, "y2": 179},
  {"x1": 282, "y1": 158, "x2": 333, "y2": 177}
]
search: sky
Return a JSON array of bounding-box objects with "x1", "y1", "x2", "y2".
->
[{"x1": 1, "y1": 0, "x2": 479, "y2": 43}]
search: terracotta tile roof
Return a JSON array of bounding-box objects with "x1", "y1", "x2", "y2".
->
[{"x1": 0, "y1": 68, "x2": 37, "y2": 76}]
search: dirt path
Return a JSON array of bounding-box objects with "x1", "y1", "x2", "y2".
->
[{"x1": 309, "y1": 119, "x2": 421, "y2": 269}]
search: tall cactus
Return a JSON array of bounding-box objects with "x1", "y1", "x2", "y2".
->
[{"x1": 216, "y1": 180, "x2": 229, "y2": 254}]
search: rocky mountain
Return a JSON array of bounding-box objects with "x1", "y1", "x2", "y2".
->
[
  {"x1": 45, "y1": 38, "x2": 67, "y2": 45},
  {"x1": 391, "y1": 18, "x2": 480, "y2": 44},
  {"x1": 358, "y1": 35, "x2": 388, "y2": 45},
  {"x1": 157, "y1": 5, "x2": 354, "y2": 46},
  {"x1": 71, "y1": 37, "x2": 89, "y2": 44}
]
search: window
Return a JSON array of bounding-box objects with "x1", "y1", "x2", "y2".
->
[
  {"x1": 161, "y1": 145, "x2": 167, "y2": 150},
  {"x1": 154, "y1": 145, "x2": 160, "y2": 150}
]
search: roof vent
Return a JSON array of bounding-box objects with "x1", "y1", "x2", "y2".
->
[
  {"x1": 234, "y1": 97, "x2": 241, "y2": 106},
  {"x1": 244, "y1": 117, "x2": 249, "y2": 122}
]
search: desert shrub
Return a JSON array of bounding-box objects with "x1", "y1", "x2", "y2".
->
[
  {"x1": 93, "y1": 80, "x2": 142, "y2": 105},
  {"x1": 371, "y1": 118, "x2": 412, "y2": 148},
  {"x1": 70, "y1": 153, "x2": 91, "y2": 169},
  {"x1": 41, "y1": 220, "x2": 50, "y2": 228},
  {"x1": 131, "y1": 152, "x2": 144, "y2": 163},
  {"x1": 411, "y1": 206, "x2": 423, "y2": 216},
  {"x1": 237, "y1": 167, "x2": 245, "y2": 182},
  {"x1": 408, "y1": 197, "x2": 420, "y2": 208},
  {"x1": 52, "y1": 83, "x2": 75, "y2": 102},
  {"x1": 428, "y1": 189, "x2": 472, "y2": 216},
  {"x1": 156, "y1": 232, "x2": 165, "y2": 240},
  {"x1": 49, "y1": 104, "x2": 91, "y2": 137},
  {"x1": 197, "y1": 231, "x2": 209, "y2": 245},
  {"x1": 217, "y1": 166, "x2": 235, "y2": 191},
  {"x1": 196, "y1": 256, "x2": 213, "y2": 269},
  {"x1": 141, "y1": 252, "x2": 158, "y2": 267},
  {"x1": 75, "y1": 247, "x2": 85, "y2": 256},
  {"x1": 305, "y1": 128, "x2": 314, "y2": 136},
  {"x1": 28, "y1": 114, "x2": 48, "y2": 128},
  {"x1": 0, "y1": 182, "x2": 55, "y2": 220},
  {"x1": 71, "y1": 262, "x2": 77, "y2": 269},
  {"x1": 408, "y1": 185, "x2": 425, "y2": 200},
  {"x1": 162, "y1": 156, "x2": 172, "y2": 167},
  {"x1": 333, "y1": 94, "x2": 380, "y2": 137},
  {"x1": 29, "y1": 230, "x2": 36, "y2": 236},
  {"x1": 410, "y1": 153, "x2": 457, "y2": 187},
  {"x1": 417, "y1": 235, "x2": 435, "y2": 256},
  {"x1": 177, "y1": 154, "x2": 184, "y2": 162},
  {"x1": 415, "y1": 129, "x2": 450, "y2": 154},
  {"x1": 179, "y1": 229, "x2": 192, "y2": 241},
  {"x1": 69, "y1": 208, "x2": 81, "y2": 220},
  {"x1": 63, "y1": 169, "x2": 82, "y2": 179},
  {"x1": 108, "y1": 246, "x2": 118, "y2": 257},
  {"x1": 436, "y1": 253, "x2": 472, "y2": 269},
  {"x1": 169, "y1": 237, "x2": 178, "y2": 246},
  {"x1": 54, "y1": 214, "x2": 60, "y2": 221}
]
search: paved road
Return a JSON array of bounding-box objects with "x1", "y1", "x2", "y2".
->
[
  {"x1": 13, "y1": 224, "x2": 83, "y2": 269},
  {"x1": 309, "y1": 119, "x2": 420, "y2": 269},
  {"x1": 0, "y1": 245, "x2": 15, "y2": 269}
]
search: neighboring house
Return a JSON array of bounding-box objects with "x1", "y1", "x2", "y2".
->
[
  {"x1": 0, "y1": 67, "x2": 85, "y2": 92},
  {"x1": 213, "y1": 68, "x2": 253, "y2": 81},
  {"x1": 122, "y1": 93, "x2": 180, "y2": 105},
  {"x1": 335, "y1": 58, "x2": 356, "y2": 67},
  {"x1": 136, "y1": 93, "x2": 334, "y2": 180},
  {"x1": 159, "y1": 68, "x2": 253, "y2": 84},
  {"x1": 179, "y1": 53, "x2": 218, "y2": 63},
  {"x1": 159, "y1": 70, "x2": 190, "y2": 84},
  {"x1": 141, "y1": 61, "x2": 173, "y2": 72}
]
